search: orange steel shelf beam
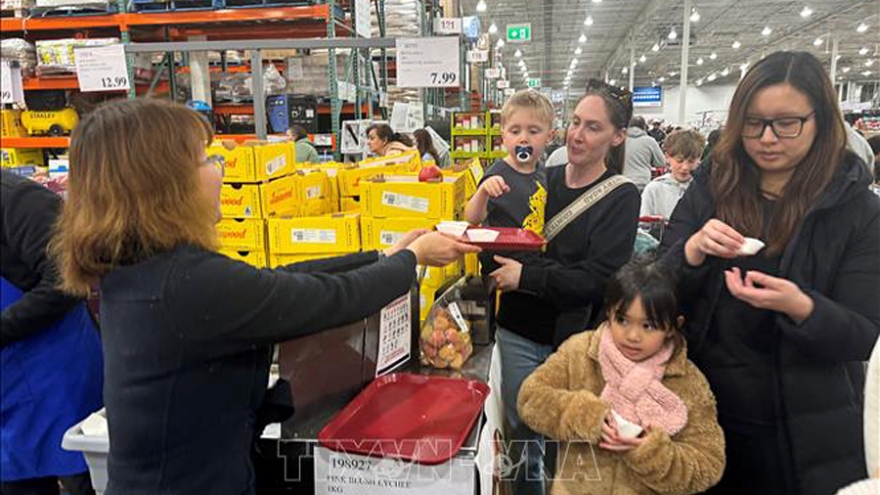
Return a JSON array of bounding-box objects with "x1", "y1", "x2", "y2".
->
[
  {"x1": 2, "y1": 137, "x2": 71, "y2": 148},
  {"x1": 22, "y1": 76, "x2": 80, "y2": 90},
  {"x1": 1, "y1": 14, "x2": 123, "y2": 32},
  {"x1": 120, "y1": 5, "x2": 331, "y2": 28}
]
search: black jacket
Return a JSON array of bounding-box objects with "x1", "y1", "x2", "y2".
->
[
  {"x1": 660, "y1": 153, "x2": 880, "y2": 495},
  {"x1": 100, "y1": 246, "x2": 417, "y2": 495},
  {"x1": 1, "y1": 170, "x2": 81, "y2": 346}
]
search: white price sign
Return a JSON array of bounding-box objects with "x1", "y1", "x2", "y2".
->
[
  {"x1": 504, "y1": 88, "x2": 516, "y2": 97},
  {"x1": 355, "y1": 0, "x2": 371, "y2": 38},
  {"x1": 496, "y1": 80, "x2": 510, "y2": 89},
  {"x1": 466, "y1": 50, "x2": 489, "y2": 63},
  {"x1": 1, "y1": 60, "x2": 24, "y2": 105},
  {"x1": 74, "y1": 44, "x2": 130, "y2": 92},
  {"x1": 395, "y1": 37, "x2": 460, "y2": 88},
  {"x1": 434, "y1": 17, "x2": 462, "y2": 35},
  {"x1": 485, "y1": 68, "x2": 500, "y2": 79}
]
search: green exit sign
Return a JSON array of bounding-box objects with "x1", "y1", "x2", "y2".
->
[
  {"x1": 507, "y1": 23, "x2": 531, "y2": 43},
  {"x1": 528, "y1": 78, "x2": 542, "y2": 88}
]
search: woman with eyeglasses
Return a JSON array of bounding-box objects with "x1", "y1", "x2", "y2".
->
[
  {"x1": 49, "y1": 98, "x2": 480, "y2": 495},
  {"x1": 488, "y1": 79, "x2": 641, "y2": 495},
  {"x1": 660, "y1": 51, "x2": 879, "y2": 495}
]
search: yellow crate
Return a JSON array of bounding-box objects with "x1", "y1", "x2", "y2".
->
[
  {"x1": 465, "y1": 252, "x2": 480, "y2": 276},
  {"x1": 452, "y1": 157, "x2": 485, "y2": 200},
  {"x1": 220, "y1": 183, "x2": 264, "y2": 218},
  {"x1": 421, "y1": 258, "x2": 464, "y2": 289},
  {"x1": 218, "y1": 248, "x2": 268, "y2": 268},
  {"x1": 336, "y1": 163, "x2": 407, "y2": 198},
  {"x1": 419, "y1": 285, "x2": 437, "y2": 322},
  {"x1": 298, "y1": 170, "x2": 333, "y2": 217},
  {"x1": 262, "y1": 174, "x2": 302, "y2": 217},
  {"x1": 208, "y1": 140, "x2": 295, "y2": 183},
  {"x1": 302, "y1": 163, "x2": 341, "y2": 214},
  {"x1": 216, "y1": 218, "x2": 267, "y2": 251},
  {"x1": 360, "y1": 173, "x2": 467, "y2": 219},
  {"x1": 267, "y1": 213, "x2": 361, "y2": 254},
  {"x1": 1, "y1": 109, "x2": 27, "y2": 138},
  {"x1": 1, "y1": 148, "x2": 44, "y2": 168},
  {"x1": 340, "y1": 197, "x2": 360, "y2": 213},
  {"x1": 359, "y1": 150, "x2": 422, "y2": 172},
  {"x1": 360, "y1": 217, "x2": 437, "y2": 251},
  {"x1": 268, "y1": 251, "x2": 354, "y2": 269}
]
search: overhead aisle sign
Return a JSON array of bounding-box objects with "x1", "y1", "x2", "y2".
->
[
  {"x1": 633, "y1": 86, "x2": 663, "y2": 107},
  {"x1": 396, "y1": 37, "x2": 460, "y2": 88},
  {"x1": 506, "y1": 23, "x2": 531, "y2": 43}
]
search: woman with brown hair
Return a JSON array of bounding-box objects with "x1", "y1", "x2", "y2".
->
[
  {"x1": 366, "y1": 123, "x2": 415, "y2": 157},
  {"x1": 660, "y1": 51, "x2": 880, "y2": 495},
  {"x1": 51, "y1": 98, "x2": 479, "y2": 495},
  {"x1": 413, "y1": 128, "x2": 440, "y2": 164}
]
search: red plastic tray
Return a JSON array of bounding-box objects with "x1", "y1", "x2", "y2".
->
[
  {"x1": 463, "y1": 227, "x2": 546, "y2": 252},
  {"x1": 317, "y1": 373, "x2": 490, "y2": 465}
]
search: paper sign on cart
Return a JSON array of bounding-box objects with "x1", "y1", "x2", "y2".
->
[
  {"x1": 1, "y1": 60, "x2": 24, "y2": 105},
  {"x1": 395, "y1": 37, "x2": 460, "y2": 88},
  {"x1": 74, "y1": 44, "x2": 130, "y2": 92},
  {"x1": 376, "y1": 294, "x2": 411, "y2": 377},
  {"x1": 434, "y1": 17, "x2": 462, "y2": 35}
]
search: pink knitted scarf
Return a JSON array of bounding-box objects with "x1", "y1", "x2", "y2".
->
[{"x1": 598, "y1": 325, "x2": 688, "y2": 436}]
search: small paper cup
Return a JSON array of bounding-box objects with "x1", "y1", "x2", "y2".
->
[
  {"x1": 612, "y1": 410, "x2": 644, "y2": 439},
  {"x1": 467, "y1": 229, "x2": 500, "y2": 243},
  {"x1": 738, "y1": 237, "x2": 766, "y2": 256},
  {"x1": 436, "y1": 221, "x2": 469, "y2": 238}
]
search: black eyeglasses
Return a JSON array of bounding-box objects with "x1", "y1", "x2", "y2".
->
[{"x1": 742, "y1": 111, "x2": 815, "y2": 139}]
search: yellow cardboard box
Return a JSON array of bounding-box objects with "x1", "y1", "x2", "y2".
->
[
  {"x1": 360, "y1": 217, "x2": 437, "y2": 251},
  {"x1": 336, "y1": 163, "x2": 405, "y2": 198},
  {"x1": 359, "y1": 150, "x2": 422, "y2": 172},
  {"x1": 267, "y1": 213, "x2": 361, "y2": 254},
  {"x1": 297, "y1": 170, "x2": 333, "y2": 217},
  {"x1": 465, "y1": 252, "x2": 480, "y2": 276},
  {"x1": 1, "y1": 148, "x2": 44, "y2": 168},
  {"x1": 421, "y1": 258, "x2": 464, "y2": 289},
  {"x1": 220, "y1": 183, "x2": 264, "y2": 218},
  {"x1": 302, "y1": 163, "x2": 341, "y2": 213},
  {"x1": 208, "y1": 140, "x2": 295, "y2": 183},
  {"x1": 340, "y1": 197, "x2": 360, "y2": 213},
  {"x1": 452, "y1": 158, "x2": 485, "y2": 200},
  {"x1": 1, "y1": 109, "x2": 27, "y2": 138},
  {"x1": 419, "y1": 285, "x2": 436, "y2": 321},
  {"x1": 268, "y1": 251, "x2": 353, "y2": 269},
  {"x1": 360, "y1": 173, "x2": 467, "y2": 219},
  {"x1": 216, "y1": 218, "x2": 267, "y2": 250},
  {"x1": 218, "y1": 248, "x2": 268, "y2": 268},
  {"x1": 261, "y1": 174, "x2": 302, "y2": 217}
]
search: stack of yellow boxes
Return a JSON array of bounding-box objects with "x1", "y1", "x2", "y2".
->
[
  {"x1": 213, "y1": 140, "x2": 333, "y2": 268},
  {"x1": 360, "y1": 156, "x2": 485, "y2": 321},
  {"x1": 1, "y1": 109, "x2": 44, "y2": 169}
]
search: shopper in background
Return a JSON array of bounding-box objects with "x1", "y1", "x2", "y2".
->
[
  {"x1": 648, "y1": 119, "x2": 667, "y2": 143},
  {"x1": 659, "y1": 51, "x2": 880, "y2": 495},
  {"x1": 413, "y1": 128, "x2": 440, "y2": 164},
  {"x1": 1, "y1": 170, "x2": 103, "y2": 495},
  {"x1": 287, "y1": 124, "x2": 319, "y2": 164},
  {"x1": 702, "y1": 129, "x2": 722, "y2": 161},
  {"x1": 868, "y1": 135, "x2": 880, "y2": 196},
  {"x1": 641, "y1": 129, "x2": 705, "y2": 220},
  {"x1": 489, "y1": 79, "x2": 640, "y2": 495},
  {"x1": 518, "y1": 258, "x2": 725, "y2": 495},
  {"x1": 50, "y1": 98, "x2": 479, "y2": 495},
  {"x1": 623, "y1": 116, "x2": 666, "y2": 192},
  {"x1": 366, "y1": 123, "x2": 415, "y2": 157},
  {"x1": 845, "y1": 121, "x2": 876, "y2": 172}
]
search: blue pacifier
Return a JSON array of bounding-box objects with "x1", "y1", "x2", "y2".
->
[{"x1": 515, "y1": 145, "x2": 533, "y2": 163}]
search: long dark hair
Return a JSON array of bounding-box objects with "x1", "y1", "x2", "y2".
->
[
  {"x1": 711, "y1": 51, "x2": 847, "y2": 256},
  {"x1": 602, "y1": 256, "x2": 684, "y2": 350},
  {"x1": 413, "y1": 129, "x2": 440, "y2": 161},
  {"x1": 366, "y1": 123, "x2": 414, "y2": 147},
  {"x1": 578, "y1": 79, "x2": 633, "y2": 174}
]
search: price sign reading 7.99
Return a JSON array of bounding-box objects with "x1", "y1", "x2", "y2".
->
[
  {"x1": 74, "y1": 44, "x2": 130, "y2": 93},
  {"x1": 395, "y1": 37, "x2": 460, "y2": 88}
]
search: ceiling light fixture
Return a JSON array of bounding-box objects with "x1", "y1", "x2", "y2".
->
[
  {"x1": 710, "y1": 52, "x2": 717, "y2": 60},
  {"x1": 696, "y1": 57, "x2": 704, "y2": 65},
  {"x1": 707, "y1": 73, "x2": 717, "y2": 81},
  {"x1": 575, "y1": 47, "x2": 583, "y2": 55},
  {"x1": 496, "y1": 39, "x2": 505, "y2": 47},
  {"x1": 658, "y1": 76, "x2": 666, "y2": 82},
  {"x1": 609, "y1": 79, "x2": 617, "y2": 85},
  {"x1": 591, "y1": 0, "x2": 602, "y2": 3},
  {"x1": 579, "y1": 34, "x2": 587, "y2": 43},
  {"x1": 800, "y1": 6, "x2": 813, "y2": 18},
  {"x1": 813, "y1": 37, "x2": 823, "y2": 47},
  {"x1": 860, "y1": 47, "x2": 870, "y2": 56},
  {"x1": 732, "y1": 40, "x2": 741, "y2": 49},
  {"x1": 842, "y1": 66, "x2": 851, "y2": 73},
  {"x1": 488, "y1": 23, "x2": 498, "y2": 34},
  {"x1": 690, "y1": 8, "x2": 700, "y2": 23},
  {"x1": 652, "y1": 43, "x2": 660, "y2": 52},
  {"x1": 863, "y1": 71, "x2": 873, "y2": 76},
  {"x1": 669, "y1": 71, "x2": 677, "y2": 76},
  {"x1": 762, "y1": 26, "x2": 772, "y2": 36},
  {"x1": 639, "y1": 54, "x2": 647, "y2": 63},
  {"x1": 721, "y1": 68, "x2": 730, "y2": 76},
  {"x1": 857, "y1": 23, "x2": 869, "y2": 33},
  {"x1": 515, "y1": 49, "x2": 522, "y2": 57},
  {"x1": 622, "y1": 67, "x2": 628, "y2": 74},
  {"x1": 696, "y1": 78, "x2": 704, "y2": 86},
  {"x1": 867, "y1": 59, "x2": 875, "y2": 67},
  {"x1": 584, "y1": 16, "x2": 594, "y2": 26},
  {"x1": 668, "y1": 27, "x2": 678, "y2": 40},
  {"x1": 740, "y1": 63, "x2": 749, "y2": 71},
  {"x1": 476, "y1": 0, "x2": 486, "y2": 12}
]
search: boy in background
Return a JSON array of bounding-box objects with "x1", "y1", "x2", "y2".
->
[{"x1": 640, "y1": 129, "x2": 705, "y2": 219}]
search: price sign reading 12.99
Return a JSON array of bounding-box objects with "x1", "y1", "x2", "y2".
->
[
  {"x1": 74, "y1": 44, "x2": 130, "y2": 93},
  {"x1": 395, "y1": 37, "x2": 460, "y2": 88}
]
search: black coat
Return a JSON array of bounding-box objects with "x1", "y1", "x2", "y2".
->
[{"x1": 660, "y1": 153, "x2": 880, "y2": 495}]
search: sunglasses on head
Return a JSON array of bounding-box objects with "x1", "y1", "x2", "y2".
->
[{"x1": 585, "y1": 78, "x2": 634, "y2": 122}]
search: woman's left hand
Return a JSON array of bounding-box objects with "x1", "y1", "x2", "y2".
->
[
  {"x1": 489, "y1": 256, "x2": 522, "y2": 292},
  {"x1": 724, "y1": 267, "x2": 815, "y2": 323}
]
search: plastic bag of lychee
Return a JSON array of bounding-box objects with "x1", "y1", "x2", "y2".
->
[{"x1": 419, "y1": 287, "x2": 474, "y2": 370}]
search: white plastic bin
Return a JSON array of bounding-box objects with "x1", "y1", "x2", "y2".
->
[{"x1": 61, "y1": 409, "x2": 109, "y2": 495}]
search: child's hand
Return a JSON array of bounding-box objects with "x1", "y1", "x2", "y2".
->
[
  {"x1": 599, "y1": 414, "x2": 649, "y2": 452},
  {"x1": 479, "y1": 176, "x2": 510, "y2": 198}
]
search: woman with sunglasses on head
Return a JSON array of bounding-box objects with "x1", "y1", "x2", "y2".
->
[
  {"x1": 50, "y1": 98, "x2": 479, "y2": 495},
  {"x1": 660, "y1": 51, "x2": 880, "y2": 495},
  {"x1": 489, "y1": 80, "x2": 641, "y2": 495}
]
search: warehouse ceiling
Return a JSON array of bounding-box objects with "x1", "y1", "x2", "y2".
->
[{"x1": 457, "y1": 0, "x2": 879, "y2": 92}]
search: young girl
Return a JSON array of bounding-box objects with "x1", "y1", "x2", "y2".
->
[{"x1": 517, "y1": 258, "x2": 725, "y2": 495}]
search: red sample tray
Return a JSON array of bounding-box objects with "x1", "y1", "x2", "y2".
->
[
  {"x1": 464, "y1": 227, "x2": 546, "y2": 252},
  {"x1": 317, "y1": 373, "x2": 490, "y2": 465}
]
